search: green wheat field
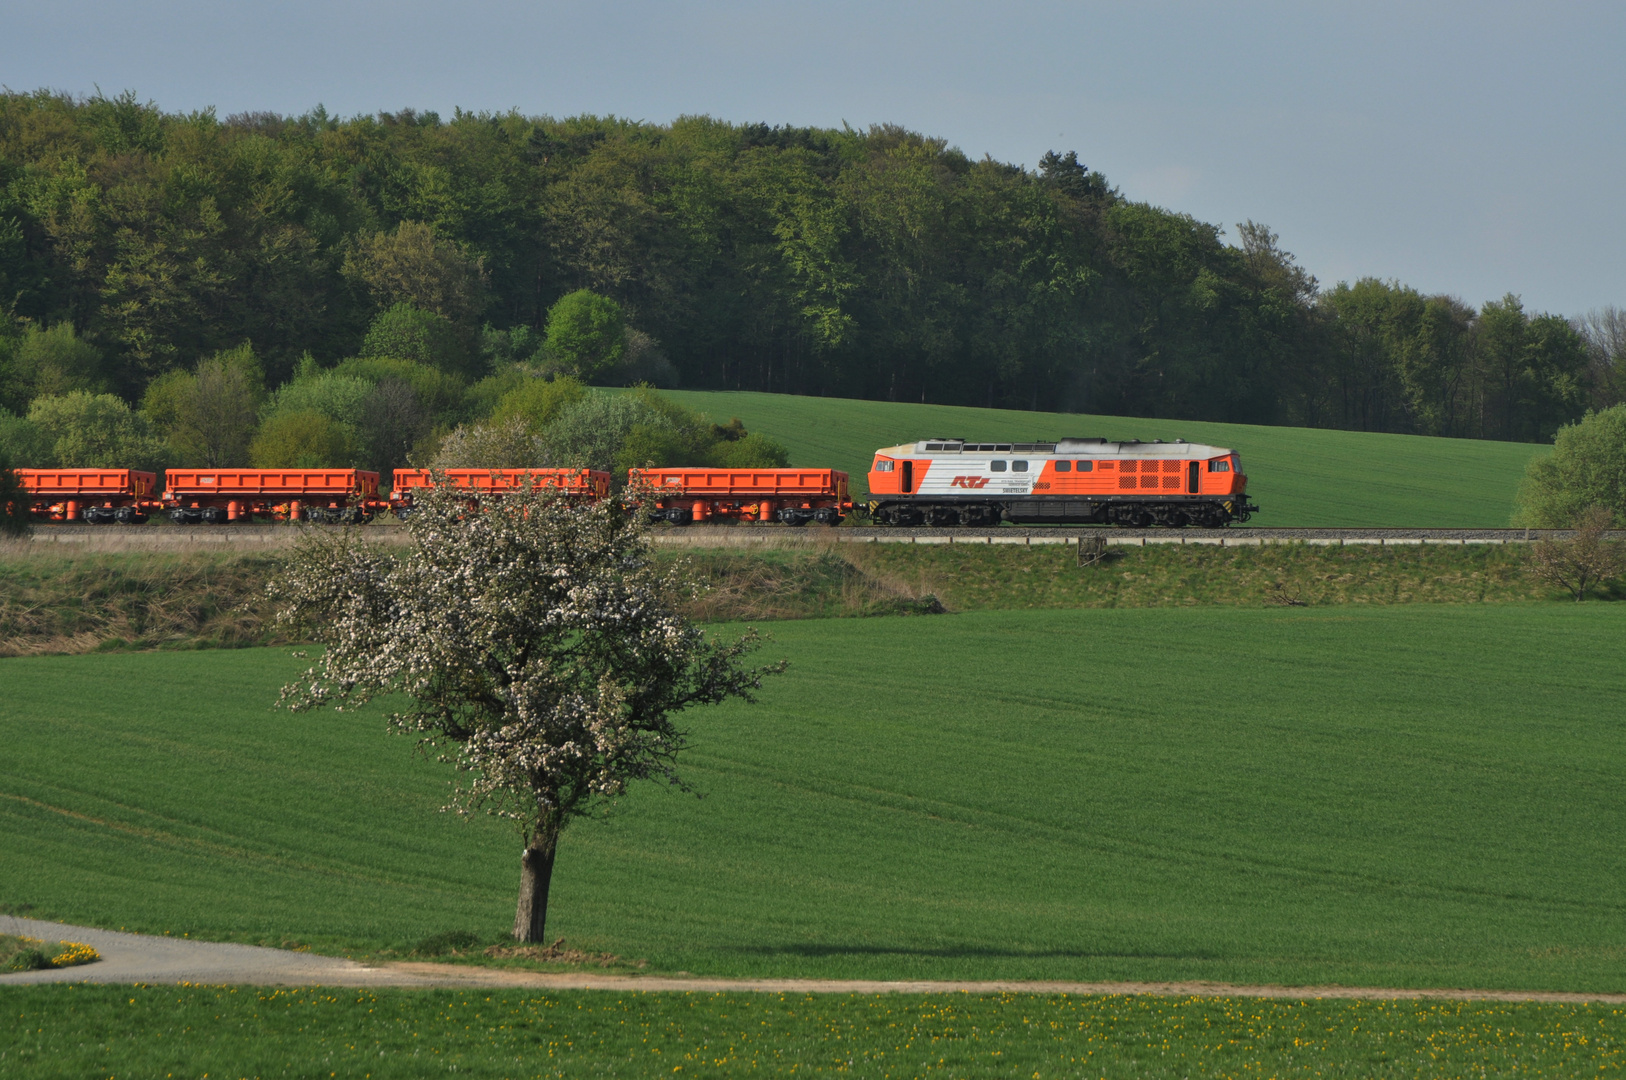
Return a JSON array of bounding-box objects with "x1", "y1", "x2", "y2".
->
[
  {"x1": 4, "y1": 605, "x2": 1622, "y2": 991},
  {"x1": 658, "y1": 389, "x2": 1549, "y2": 527}
]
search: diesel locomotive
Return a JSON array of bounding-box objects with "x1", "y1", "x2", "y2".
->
[{"x1": 866, "y1": 437, "x2": 1257, "y2": 527}]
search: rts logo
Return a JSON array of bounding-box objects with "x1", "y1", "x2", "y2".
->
[{"x1": 950, "y1": 476, "x2": 991, "y2": 489}]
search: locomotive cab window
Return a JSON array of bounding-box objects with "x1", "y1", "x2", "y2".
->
[
  {"x1": 1012, "y1": 460, "x2": 1028, "y2": 472},
  {"x1": 990, "y1": 460, "x2": 1008, "y2": 472},
  {"x1": 1055, "y1": 461, "x2": 1071, "y2": 472},
  {"x1": 1076, "y1": 460, "x2": 1093, "y2": 472},
  {"x1": 874, "y1": 460, "x2": 895, "y2": 472},
  {"x1": 1208, "y1": 460, "x2": 1231, "y2": 472}
]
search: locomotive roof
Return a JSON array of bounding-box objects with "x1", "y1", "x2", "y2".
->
[{"x1": 879, "y1": 438, "x2": 1235, "y2": 458}]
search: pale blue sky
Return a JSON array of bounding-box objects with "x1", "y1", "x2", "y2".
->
[{"x1": 5, "y1": 0, "x2": 1622, "y2": 315}]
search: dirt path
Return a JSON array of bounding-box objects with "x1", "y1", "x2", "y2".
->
[{"x1": 5, "y1": 918, "x2": 1625, "y2": 1003}]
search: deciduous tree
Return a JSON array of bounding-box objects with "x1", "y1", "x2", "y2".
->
[
  {"x1": 542, "y1": 290, "x2": 626, "y2": 382},
  {"x1": 343, "y1": 221, "x2": 489, "y2": 324},
  {"x1": 270, "y1": 479, "x2": 781, "y2": 941},
  {"x1": 1515, "y1": 405, "x2": 1626, "y2": 527}
]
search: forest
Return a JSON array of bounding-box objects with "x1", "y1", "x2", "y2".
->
[{"x1": 0, "y1": 88, "x2": 1621, "y2": 473}]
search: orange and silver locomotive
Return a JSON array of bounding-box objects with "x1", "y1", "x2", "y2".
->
[{"x1": 866, "y1": 437, "x2": 1257, "y2": 527}]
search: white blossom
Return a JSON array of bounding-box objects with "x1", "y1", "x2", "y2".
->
[{"x1": 270, "y1": 475, "x2": 782, "y2": 839}]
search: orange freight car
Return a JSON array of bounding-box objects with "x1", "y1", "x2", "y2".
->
[
  {"x1": 163, "y1": 469, "x2": 383, "y2": 524},
  {"x1": 389, "y1": 468, "x2": 611, "y2": 514},
  {"x1": 630, "y1": 467, "x2": 853, "y2": 526},
  {"x1": 17, "y1": 469, "x2": 160, "y2": 524}
]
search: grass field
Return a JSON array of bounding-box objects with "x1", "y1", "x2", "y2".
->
[
  {"x1": 4, "y1": 605, "x2": 1625, "y2": 991},
  {"x1": 655, "y1": 389, "x2": 1548, "y2": 527},
  {"x1": 3, "y1": 987, "x2": 1622, "y2": 1079}
]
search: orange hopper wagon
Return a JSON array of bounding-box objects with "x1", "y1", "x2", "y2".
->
[
  {"x1": 389, "y1": 468, "x2": 611, "y2": 514},
  {"x1": 17, "y1": 469, "x2": 160, "y2": 524},
  {"x1": 630, "y1": 467, "x2": 852, "y2": 526},
  {"x1": 162, "y1": 469, "x2": 383, "y2": 524}
]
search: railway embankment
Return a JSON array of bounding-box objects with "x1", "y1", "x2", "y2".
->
[
  {"x1": 15, "y1": 523, "x2": 1617, "y2": 549},
  {"x1": 4, "y1": 530, "x2": 1609, "y2": 658}
]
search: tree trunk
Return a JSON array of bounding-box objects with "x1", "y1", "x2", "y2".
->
[{"x1": 512, "y1": 825, "x2": 559, "y2": 943}]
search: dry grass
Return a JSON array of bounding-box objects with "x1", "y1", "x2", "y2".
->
[
  {"x1": 678, "y1": 545, "x2": 945, "y2": 621},
  {"x1": 0, "y1": 543, "x2": 290, "y2": 656}
]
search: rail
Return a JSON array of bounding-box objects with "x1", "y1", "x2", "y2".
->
[{"x1": 15, "y1": 524, "x2": 1619, "y2": 549}]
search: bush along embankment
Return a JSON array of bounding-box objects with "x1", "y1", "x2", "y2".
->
[{"x1": 0, "y1": 540, "x2": 1611, "y2": 657}]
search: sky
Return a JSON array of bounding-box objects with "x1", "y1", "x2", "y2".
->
[{"x1": 4, "y1": 0, "x2": 1622, "y2": 315}]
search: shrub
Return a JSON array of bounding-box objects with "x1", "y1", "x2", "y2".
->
[
  {"x1": 544, "y1": 390, "x2": 789, "y2": 478},
  {"x1": 1515, "y1": 405, "x2": 1626, "y2": 526},
  {"x1": 8, "y1": 322, "x2": 109, "y2": 401},
  {"x1": 0, "y1": 408, "x2": 51, "y2": 466},
  {"x1": 0, "y1": 453, "x2": 28, "y2": 535},
  {"x1": 542, "y1": 393, "x2": 666, "y2": 473},
  {"x1": 27, "y1": 392, "x2": 168, "y2": 470},
  {"x1": 481, "y1": 323, "x2": 545, "y2": 368},
  {"x1": 1526, "y1": 506, "x2": 1623, "y2": 601},
  {"x1": 431, "y1": 417, "x2": 547, "y2": 469},
  {"x1": 489, "y1": 376, "x2": 587, "y2": 433},
  {"x1": 361, "y1": 303, "x2": 480, "y2": 379},
  {"x1": 711, "y1": 430, "x2": 791, "y2": 468},
  {"x1": 262, "y1": 373, "x2": 372, "y2": 428},
  {"x1": 462, "y1": 368, "x2": 530, "y2": 420},
  {"x1": 250, "y1": 411, "x2": 357, "y2": 468},
  {"x1": 329, "y1": 356, "x2": 466, "y2": 421}
]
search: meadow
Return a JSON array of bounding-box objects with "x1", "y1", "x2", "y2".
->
[
  {"x1": 658, "y1": 388, "x2": 1549, "y2": 527},
  {"x1": 4, "y1": 605, "x2": 1625, "y2": 992},
  {"x1": 3, "y1": 985, "x2": 1623, "y2": 1078}
]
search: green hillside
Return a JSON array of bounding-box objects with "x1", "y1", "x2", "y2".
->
[
  {"x1": 656, "y1": 390, "x2": 1547, "y2": 527},
  {"x1": 6, "y1": 604, "x2": 1626, "y2": 991}
]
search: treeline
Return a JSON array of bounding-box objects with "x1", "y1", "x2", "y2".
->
[{"x1": 0, "y1": 89, "x2": 1620, "y2": 446}]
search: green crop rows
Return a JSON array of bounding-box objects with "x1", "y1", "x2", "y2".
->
[
  {"x1": 4, "y1": 605, "x2": 1624, "y2": 992},
  {"x1": 657, "y1": 388, "x2": 1548, "y2": 527},
  {"x1": 4, "y1": 986, "x2": 1623, "y2": 1078}
]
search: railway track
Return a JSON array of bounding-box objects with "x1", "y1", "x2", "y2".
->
[{"x1": 16, "y1": 524, "x2": 1611, "y2": 549}]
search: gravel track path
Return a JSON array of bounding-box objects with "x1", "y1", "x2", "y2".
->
[
  {"x1": 21, "y1": 523, "x2": 1618, "y2": 551},
  {"x1": 6, "y1": 919, "x2": 1626, "y2": 1002}
]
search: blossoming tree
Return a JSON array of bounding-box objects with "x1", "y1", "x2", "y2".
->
[{"x1": 271, "y1": 476, "x2": 782, "y2": 942}]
